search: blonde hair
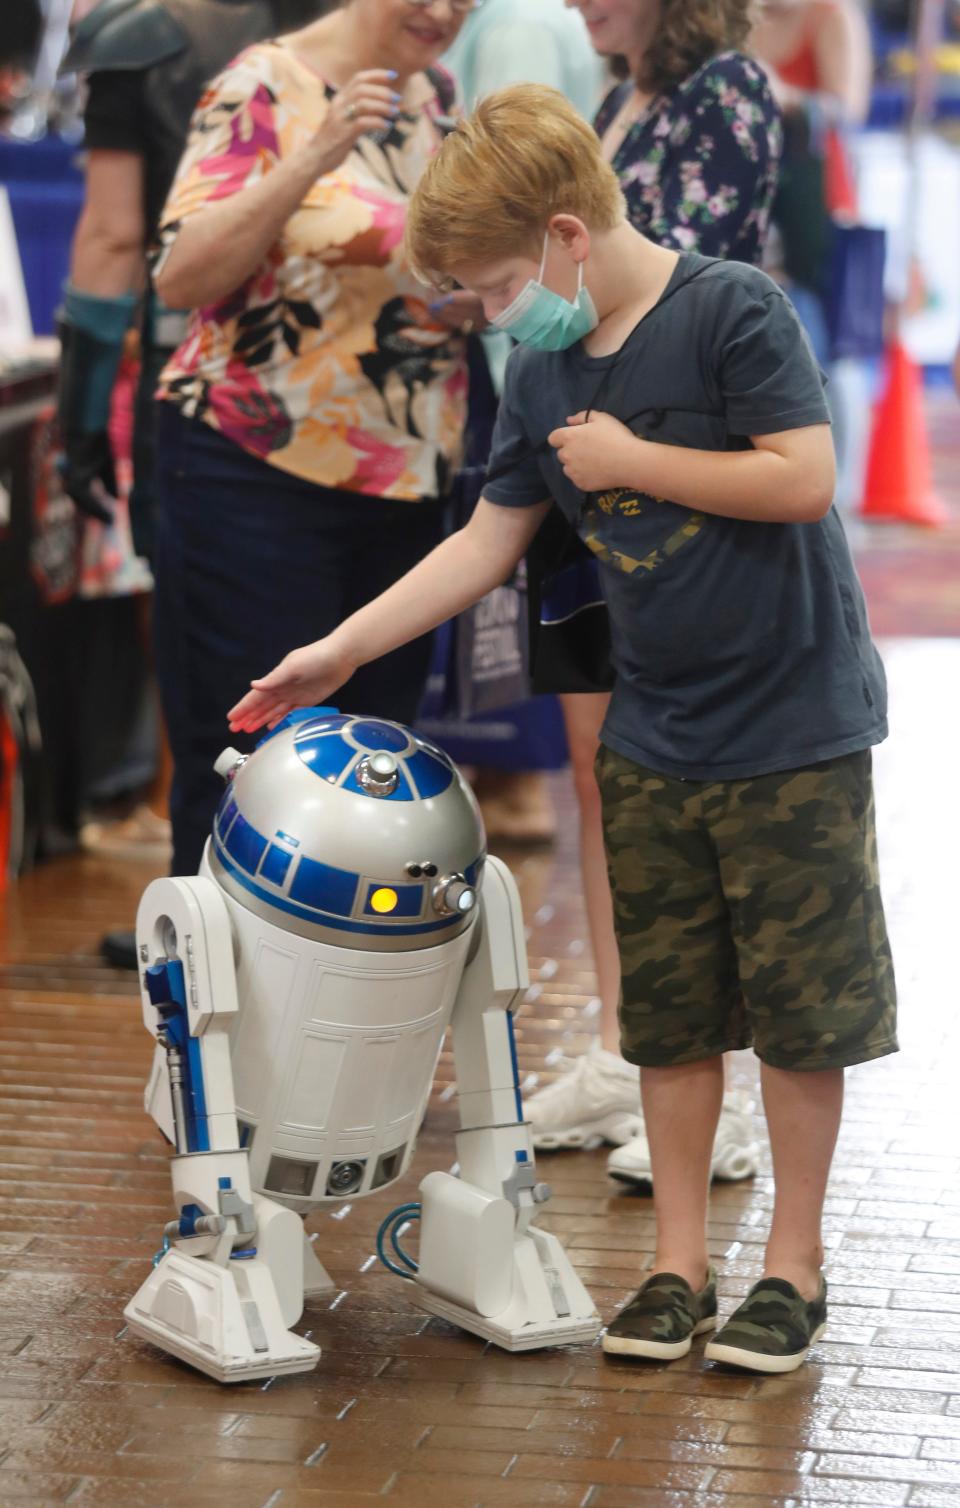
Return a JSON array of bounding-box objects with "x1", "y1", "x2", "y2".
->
[{"x1": 405, "y1": 85, "x2": 626, "y2": 286}]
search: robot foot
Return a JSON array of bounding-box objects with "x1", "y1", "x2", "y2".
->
[
  {"x1": 415, "y1": 1176, "x2": 601, "y2": 1352},
  {"x1": 417, "y1": 1291, "x2": 601, "y2": 1352},
  {"x1": 124, "y1": 1249, "x2": 321, "y2": 1384}
]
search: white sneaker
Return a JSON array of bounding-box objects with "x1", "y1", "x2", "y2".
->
[
  {"x1": 524, "y1": 1042, "x2": 642, "y2": 1150},
  {"x1": 606, "y1": 1089, "x2": 760, "y2": 1188}
]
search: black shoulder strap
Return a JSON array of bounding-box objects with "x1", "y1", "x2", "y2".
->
[
  {"x1": 486, "y1": 257, "x2": 724, "y2": 490},
  {"x1": 62, "y1": 0, "x2": 187, "y2": 75}
]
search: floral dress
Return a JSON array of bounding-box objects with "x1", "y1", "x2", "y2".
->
[
  {"x1": 155, "y1": 42, "x2": 465, "y2": 501},
  {"x1": 594, "y1": 51, "x2": 782, "y2": 264}
]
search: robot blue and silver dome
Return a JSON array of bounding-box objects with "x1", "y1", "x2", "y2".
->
[
  {"x1": 124, "y1": 709, "x2": 599, "y2": 1382},
  {"x1": 209, "y1": 709, "x2": 485, "y2": 950}
]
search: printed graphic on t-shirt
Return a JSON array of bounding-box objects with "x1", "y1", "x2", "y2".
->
[{"x1": 581, "y1": 489, "x2": 706, "y2": 576}]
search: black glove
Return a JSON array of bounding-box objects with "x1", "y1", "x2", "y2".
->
[
  {"x1": 57, "y1": 430, "x2": 117, "y2": 525},
  {"x1": 55, "y1": 299, "x2": 132, "y2": 525}
]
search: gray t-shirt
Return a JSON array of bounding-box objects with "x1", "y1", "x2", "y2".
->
[{"x1": 484, "y1": 253, "x2": 887, "y2": 780}]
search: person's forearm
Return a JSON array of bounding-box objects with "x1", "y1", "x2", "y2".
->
[
  {"x1": 156, "y1": 137, "x2": 333, "y2": 309},
  {"x1": 621, "y1": 438, "x2": 832, "y2": 523},
  {"x1": 331, "y1": 522, "x2": 521, "y2": 671},
  {"x1": 70, "y1": 211, "x2": 145, "y2": 299}
]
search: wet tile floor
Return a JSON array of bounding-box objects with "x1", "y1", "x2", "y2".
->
[{"x1": 1, "y1": 399, "x2": 960, "y2": 1505}]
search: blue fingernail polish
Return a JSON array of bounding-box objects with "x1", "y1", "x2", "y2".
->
[
  {"x1": 386, "y1": 69, "x2": 398, "y2": 79},
  {"x1": 391, "y1": 91, "x2": 402, "y2": 102}
]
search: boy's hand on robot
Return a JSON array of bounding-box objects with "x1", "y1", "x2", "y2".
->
[
  {"x1": 227, "y1": 641, "x2": 355, "y2": 733},
  {"x1": 548, "y1": 410, "x2": 641, "y2": 493}
]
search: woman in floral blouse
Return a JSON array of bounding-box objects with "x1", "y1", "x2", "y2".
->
[
  {"x1": 523, "y1": 0, "x2": 784, "y2": 1165},
  {"x1": 151, "y1": 0, "x2": 478, "y2": 873}
]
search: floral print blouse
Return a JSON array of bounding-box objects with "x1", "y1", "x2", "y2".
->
[
  {"x1": 155, "y1": 42, "x2": 465, "y2": 500},
  {"x1": 594, "y1": 51, "x2": 782, "y2": 265}
]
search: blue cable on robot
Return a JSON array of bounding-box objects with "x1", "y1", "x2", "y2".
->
[{"x1": 124, "y1": 708, "x2": 600, "y2": 1383}]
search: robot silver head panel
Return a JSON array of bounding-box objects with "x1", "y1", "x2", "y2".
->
[
  {"x1": 187, "y1": 709, "x2": 487, "y2": 1212},
  {"x1": 207, "y1": 708, "x2": 486, "y2": 952}
]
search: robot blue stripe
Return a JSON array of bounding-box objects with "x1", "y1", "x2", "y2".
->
[
  {"x1": 505, "y1": 1011, "x2": 524, "y2": 1124},
  {"x1": 186, "y1": 1036, "x2": 211, "y2": 1153},
  {"x1": 295, "y1": 734, "x2": 358, "y2": 783},
  {"x1": 164, "y1": 960, "x2": 210, "y2": 1152},
  {"x1": 224, "y1": 811, "x2": 267, "y2": 875},
  {"x1": 214, "y1": 839, "x2": 464, "y2": 938},
  {"x1": 290, "y1": 710, "x2": 347, "y2": 737},
  {"x1": 406, "y1": 749, "x2": 454, "y2": 799},
  {"x1": 350, "y1": 719, "x2": 411, "y2": 753},
  {"x1": 258, "y1": 843, "x2": 294, "y2": 887},
  {"x1": 261, "y1": 707, "x2": 345, "y2": 745},
  {"x1": 289, "y1": 853, "x2": 358, "y2": 916},
  {"x1": 216, "y1": 794, "x2": 239, "y2": 842}
]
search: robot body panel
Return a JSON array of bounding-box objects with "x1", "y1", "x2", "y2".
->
[{"x1": 203, "y1": 853, "x2": 475, "y2": 1207}]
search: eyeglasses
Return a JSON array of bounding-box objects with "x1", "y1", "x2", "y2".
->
[{"x1": 405, "y1": 0, "x2": 483, "y2": 13}]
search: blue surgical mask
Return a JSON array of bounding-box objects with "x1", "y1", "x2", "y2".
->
[{"x1": 491, "y1": 234, "x2": 598, "y2": 351}]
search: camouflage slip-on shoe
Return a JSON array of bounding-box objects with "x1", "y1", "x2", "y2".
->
[
  {"x1": 705, "y1": 1275, "x2": 828, "y2": 1374},
  {"x1": 602, "y1": 1267, "x2": 717, "y2": 1360}
]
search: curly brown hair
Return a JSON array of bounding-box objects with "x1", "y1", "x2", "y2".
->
[{"x1": 614, "y1": 0, "x2": 756, "y2": 90}]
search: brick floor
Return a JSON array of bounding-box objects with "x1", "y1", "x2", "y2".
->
[{"x1": 1, "y1": 401, "x2": 959, "y2": 1504}]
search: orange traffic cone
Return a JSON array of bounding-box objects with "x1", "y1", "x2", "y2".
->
[{"x1": 861, "y1": 339, "x2": 948, "y2": 525}]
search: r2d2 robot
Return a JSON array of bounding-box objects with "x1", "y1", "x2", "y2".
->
[{"x1": 124, "y1": 708, "x2": 600, "y2": 1382}]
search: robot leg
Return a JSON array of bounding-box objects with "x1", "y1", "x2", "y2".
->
[
  {"x1": 414, "y1": 857, "x2": 601, "y2": 1350},
  {"x1": 123, "y1": 877, "x2": 321, "y2": 1382}
]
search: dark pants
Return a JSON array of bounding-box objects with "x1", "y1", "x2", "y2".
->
[
  {"x1": 129, "y1": 340, "x2": 171, "y2": 562},
  {"x1": 153, "y1": 405, "x2": 446, "y2": 874}
]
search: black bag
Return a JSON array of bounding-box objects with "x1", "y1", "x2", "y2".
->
[{"x1": 526, "y1": 505, "x2": 614, "y2": 696}]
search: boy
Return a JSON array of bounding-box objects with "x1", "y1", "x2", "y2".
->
[{"x1": 229, "y1": 85, "x2": 897, "y2": 1374}]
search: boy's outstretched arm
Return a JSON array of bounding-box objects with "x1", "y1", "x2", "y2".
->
[
  {"x1": 549, "y1": 412, "x2": 836, "y2": 524},
  {"x1": 227, "y1": 497, "x2": 550, "y2": 733}
]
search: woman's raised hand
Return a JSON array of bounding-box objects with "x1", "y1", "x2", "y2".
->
[
  {"x1": 316, "y1": 69, "x2": 403, "y2": 168},
  {"x1": 227, "y1": 639, "x2": 357, "y2": 734}
]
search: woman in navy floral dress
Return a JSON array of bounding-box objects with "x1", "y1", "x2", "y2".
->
[
  {"x1": 591, "y1": 7, "x2": 781, "y2": 263},
  {"x1": 524, "y1": 1, "x2": 784, "y2": 1170}
]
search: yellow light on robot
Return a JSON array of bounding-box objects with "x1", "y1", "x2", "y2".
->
[{"x1": 370, "y1": 887, "x2": 399, "y2": 914}]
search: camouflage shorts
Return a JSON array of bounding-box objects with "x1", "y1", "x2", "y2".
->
[{"x1": 597, "y1": 745, "x2": 898, "y2": 1072}]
